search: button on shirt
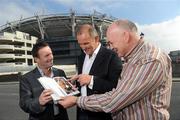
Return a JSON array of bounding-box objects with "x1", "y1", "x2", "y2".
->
[{"x1": 81, "y1": 44, "x2": 101, "y2": 96}]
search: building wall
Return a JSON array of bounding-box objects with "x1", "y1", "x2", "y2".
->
[
  {"x1": 0, "y1": 31, "x2": 38, "y2": 74},
  {"x1": 169, "y1": 50, "x2": 180, "y2": 77}
]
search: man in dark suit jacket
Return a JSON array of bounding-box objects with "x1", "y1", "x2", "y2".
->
[
  {"x1": 71, "y1": 24, "x2": 122, "y2": 120},
  {"x1": 19, "y1": 41, "x2": 69, "y2": 120}
]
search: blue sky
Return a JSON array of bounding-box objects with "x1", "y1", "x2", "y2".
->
[{"x1": 0, "y1": 0, "x2": 179, "y2": 53}]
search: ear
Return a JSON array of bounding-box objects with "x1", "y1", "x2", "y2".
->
[
  {"x1": 34, "y1": 57, "x2": 39, "y2": 63},
  {"x1": 95, "y1": 36, "x2": 100, "y2": 42}
]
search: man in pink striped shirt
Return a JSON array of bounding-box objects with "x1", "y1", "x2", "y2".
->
[{"x1": 59, "y1": 19, "x2": 172, "y2": 120}]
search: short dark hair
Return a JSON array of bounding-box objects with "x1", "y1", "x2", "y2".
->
[{"x1": 31, "y1": 41, "x2": 49, "y2": 58}]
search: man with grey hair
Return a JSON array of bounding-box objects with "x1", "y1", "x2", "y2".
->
[{"x1": 59, "y1": 20, "x2": 172, "y2": 120}]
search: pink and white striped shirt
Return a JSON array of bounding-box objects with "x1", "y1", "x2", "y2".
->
[{"x1": 77, "y1": 40, "x2": 172, "y2": 120}]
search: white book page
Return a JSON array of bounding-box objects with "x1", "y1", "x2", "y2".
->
[{"x1": 38, "y1": 76, "x2": 67, "y2": 101}]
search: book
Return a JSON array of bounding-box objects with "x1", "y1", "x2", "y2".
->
[{"x1": 38, "y1": 76, "x2": 79, "y2": 101}]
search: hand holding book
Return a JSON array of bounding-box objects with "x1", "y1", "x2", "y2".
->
[{"x1": 38, "y1": 76, "x2": 79, "y2": 101}]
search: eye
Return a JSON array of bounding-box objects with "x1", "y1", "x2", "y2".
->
[
  {"x1": 106, "y1": 41, "x2": 110, "y2": 46},
  {"x1": 107, "y1": 41, "x2": 113, "y2": 46},
  {"x1": 106, "y1": 41, "x2": 113, "y2": 49}
]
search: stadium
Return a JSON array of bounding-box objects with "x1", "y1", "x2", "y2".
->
[
  {"x1": 0, "y1": 11, "x2": 115, "y2": 65},
  {"x1": 0, "y1": 11, "x2": 115, "y2": 74},
  {"x1": 1, "y1": 11, "x2": 179, "y2": 77}
]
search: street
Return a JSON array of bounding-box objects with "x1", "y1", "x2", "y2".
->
[
  {"x1": 0, "y1": 82, "x2": 76, "y2": 120},
  {"x1": 0, "y1": 79, "x2": 180, "y2": 120}
]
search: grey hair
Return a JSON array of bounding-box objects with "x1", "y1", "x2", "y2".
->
[
  {"x1": 75, "y1": 24, "x2": 99, "y2": 38},
  {"x1": 114, "y1": 20, "x2": 138, "y2": 33}
]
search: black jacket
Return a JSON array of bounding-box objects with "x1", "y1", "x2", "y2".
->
[
  {"x1": 19, "y1": 67, "x2": 69, "y2": 120},
  {"x1": 77, "y1": 46, "x2": 122, "y2": 120}
]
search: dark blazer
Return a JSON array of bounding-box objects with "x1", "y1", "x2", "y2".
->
[
  {"x1": 19, "y1": 67, "x2": 69, "y2": 120},
  {"x1": 77, "y1": 46, "x2": 122, "y2": 120}
]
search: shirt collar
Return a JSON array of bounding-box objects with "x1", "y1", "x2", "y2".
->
[
  {"x1": 93, "y1": 43, "x2": 101, "y2": 55},
  {"x1": 37, "y1": 65, "x2": 54, "y2": 77},
  {"x1": 124, "y1": 39, "x2": 144, "y2": 62}
]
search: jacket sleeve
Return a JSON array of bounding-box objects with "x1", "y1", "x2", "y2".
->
[
  {"x1": 19, "y1": 75, "x2": 46, "y2": 114},
  {"x1": 93, "y1": 52, "x2": 122, "y2": 93}
]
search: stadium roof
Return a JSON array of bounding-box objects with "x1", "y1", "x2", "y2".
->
[{"x1": 0, "y1": 11, "x2": 116, "y2": 40}]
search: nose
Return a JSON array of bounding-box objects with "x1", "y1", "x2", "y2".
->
[{"x1": 49, "y1": 54, "x2": 53, "y2": 60}]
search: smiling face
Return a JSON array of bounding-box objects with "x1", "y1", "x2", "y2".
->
[
  {"x1": 106, "y1": 23, "x2": 128, "y2": 57},
  {"x1": 76, "y1": 25, "x2": 99, "y2": 56},
  {"x1": 35, "y1": 46, "x2": 53, "y2": 69}
]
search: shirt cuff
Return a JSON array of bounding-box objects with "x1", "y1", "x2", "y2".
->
[
  {"x1": 76, "y1": 96, "x2": 85, "y2": 109},
  {"x1": 88, "y1": 76, "x2": 94, "y2": 89}
]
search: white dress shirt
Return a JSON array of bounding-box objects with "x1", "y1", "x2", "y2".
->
[
  {"x1": 81, "y1": 44, "x2": 101, "y2": 96},
  {"x1": 37, "y1": 66, "x2": 59, "y2": 115}
]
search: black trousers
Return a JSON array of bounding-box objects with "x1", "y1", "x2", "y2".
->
[
  {"x1": 78, "y1": 110, "x2": 88, "y2": 120},
  {"x1": 53, "y1": 113, "x2": 69, "y2": 120}
]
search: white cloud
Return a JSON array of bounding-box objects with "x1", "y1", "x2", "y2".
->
[
  {"x1": 138, "y1": 16, "x2": 180, "y2": 53},
  {"x1": 0, "y1": 0, "x2": 179, "y2": 54},
  {"x1": 52, "y1": 0, "x2": 123, "y2": 14},
  {"x1": 0, "y1": 3, "x2": 27, "y2": 25},
  {"x1": 0, "y1": 1, "x2": 47, "y2": 26}
]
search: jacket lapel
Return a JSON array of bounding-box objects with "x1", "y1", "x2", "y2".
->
[
  {"x1": 52, "y1": 67, "x2": 59, "y2": 77},
  {"x1": 89, "y1": 46, "x2": 105, "y2": 74},
  {"x1": 78, "y1": 53, "x2": 85, "y2": 74},
  {"x1": 32, "y1": 67, "x2": 42, "y2": 79}
]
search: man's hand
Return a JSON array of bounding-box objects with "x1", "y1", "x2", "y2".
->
[
  {"x1": 68, "y1": 75, "x2": 79, "y2": 86},
  {"x1": 58, "y1": 96, "x2": 77, "y2": 108},
  {"x1": 39, "y1": 89, "x2": 53, "y2": 106},
  {"x1": 78, "y1": 74, "x2": 92, "y2": 86},
  {"x1": 69, "y1": 75, "x2": 79, "y2": 81}
]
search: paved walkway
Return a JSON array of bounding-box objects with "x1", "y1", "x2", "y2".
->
[{"x1": 0, "y1": 78, "x2": 179, "y2": 85}]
